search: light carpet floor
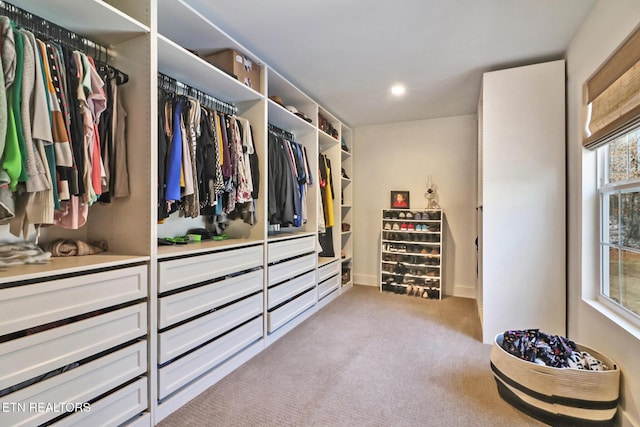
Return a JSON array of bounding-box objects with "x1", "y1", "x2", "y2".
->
[{"x1": 159, "y1": 285, "x2": 545, "y2": 426}]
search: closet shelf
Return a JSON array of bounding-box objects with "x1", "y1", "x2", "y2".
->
[
  {"x1": 157, "y1": 0, "x2": 256, "y2": 57},
  {"x1": 157, "y1": 34, "x2": 262, "y2": 103},
  {"x1": 11, "y1": 0, "x2": 150, "y2": 46},
  {"x1": 267, "y1": 231, "x2": 317, "y2": 243},
  {"x1": 268, "y1": 100, "x2": 315, "y2": 135},
  {"x1": 318, "y1": 256, "x2": 339, "y2": 267},
  {"x1": 157, "y1": 238, "x2": 264, "y2": 260},
  {"x1": 319, "y1": 132, "x2": 339, "y2": 151},
  {"x1": 0, "y1": 254, "x2": 150, "y2": 284},
  {"x1": 341, "y1": 149, "x2": 352, "y2": 159}
]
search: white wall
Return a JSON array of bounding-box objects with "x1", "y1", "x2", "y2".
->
[
  {"x1": 352, "y1": 115, "x2": 477, "y2": 298},
  {"x1": 567, "y1": 1, "x2": 640, "y2": 425}
]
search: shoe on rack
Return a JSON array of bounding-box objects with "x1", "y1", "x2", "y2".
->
[
  {"x1": 414, "y1": 212, "x2": 422, "y2": 220},
  {"x1": 384, "y1": 222, "x2": 391, "y2": 230},
  {"x1": 400, "y1": 223, "x2": 407, "y2": 231},
  {"x1": 406, "y1": 212, "x2": 413, "y2": 219},
  {"x1": 398, "y1": 212, "x2": 406, "y2": 219},
  {"x1": 392, "y1": 223, "x2": 400, "y2": 231},
  {"x1": 408, "y1": 223, "x2": 415, "y2": 231}
]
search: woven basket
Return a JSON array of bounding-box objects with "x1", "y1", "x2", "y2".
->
[{"x1": 490, "y1": 334, "x2": 620, "y2": 427}]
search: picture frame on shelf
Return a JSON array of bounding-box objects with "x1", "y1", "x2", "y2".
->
[{"x1": 391, "y1": 191, "x2": 410, "y2": 209}]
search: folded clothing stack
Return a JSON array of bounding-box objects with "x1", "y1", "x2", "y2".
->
[
  {"x1": 0, "y1": 241, "x2": 51, "y2": 266},
  {"x1": 44, "y1": 239, "x2": 108, "y2": 257}
]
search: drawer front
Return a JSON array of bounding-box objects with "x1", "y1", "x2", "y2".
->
[
  {"x1": 267, "y1": 290, "x2": 316, "y2": 333},
  {"x1": 268, "y1": 236, "x2": 315, "y2": 263},
  {"x1": 158, "y1": 269, "x2": 262, "y2": 329},
  {"x1": 159, "y1": 316, "x2": 263, "y2": 399},
  {"x1": 0, "y1": 265, "x2": 147, "y2": 336},
  {"x1": 268, "y1": 271, "x2": 315, "y2": 310},
  {"x1": 54, "y1": 377, "x2": 148, "y2": 427},
  {"x1": 268, "y1": 253, "x2": 316, "y2": 286},
  {"x1": 0, "y1": 341, "x2": 146, "y2": 427},
  {"x1": 318, "y1": 274, "x2": 340, "y2": 300},
  {"x1": 159, "y1": 245, "x2": 263, "y2": 293},
  {"x1": 159, "y1": 293, "x2": 263, "y2": 364},
  {"x1": 0, "y1": 303, "x2": 147, "y2": 391},
  {"x1": 318, "y1": 261, "x2": 340, "y2": 282}
]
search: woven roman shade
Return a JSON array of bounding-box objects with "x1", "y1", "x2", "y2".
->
[{"x1": 584, "y1": 25, "x2": 640, "y2": 150}]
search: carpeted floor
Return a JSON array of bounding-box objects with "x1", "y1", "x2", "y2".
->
[{"x1": 159, "y1": 285, "x2": 545, "y2": 426}]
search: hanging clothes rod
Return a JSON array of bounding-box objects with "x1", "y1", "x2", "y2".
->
[
  {"x1": 0, "y1": 0, "x2": 129, "y2": 83},
  {"x1": 157, "y1": 72, "x2": 237, "y2": 116},
  {"x1": 268, "y1": 123, "x2": 295, "y2": 141}
]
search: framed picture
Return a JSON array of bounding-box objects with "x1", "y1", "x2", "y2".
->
[{"x1": 390, "y1": 191, "x2": 410, "y2": 209}]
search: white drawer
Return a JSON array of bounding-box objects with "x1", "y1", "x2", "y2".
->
[
  {"x1": 267, "y1": 290, "x2": 316, "y2": 333},
  {"x1": 318, "y1": 274, "x2": 340, "y2": 300},
  {"x1": 0, "y1": 303, "x2": 147, "y2": 391},
  {"x1": 159, "y1": 245, "x2": 263, "y2": 293},
  {"x1": 53, "y1": 377, "x2": 148, "y2": 427},
  {"x1": 158, "y1": 269, "x2": 262, "y2": 329},
  {"x1": 159, "y1": 293, "x2": 263, "y2": 364},
  {"x1": 159, "y1": 316, "x2": 262, "y2": 399},
  {"x1": 0, "y1": 265, "x2": 147, "y2": 336},
  {"x1": 268, "y1": 271, "x2": 315, "y2": 310},
  {"x1": 268, "y1": 235, "x2": 315, "y2": 263},
  {"x1": 318, "y1": 260, "x2": 340, "y2": 282},
  {"x1": 0, "y1": 341, "x2": 146, "y2": 427},
  {"x1": 268, "y1": 253, "x2": 316, "y2": 286}
]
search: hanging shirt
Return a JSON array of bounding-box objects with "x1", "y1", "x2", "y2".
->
[{"x1": 165, "y1": 98, "x2": 183, "y2": 201}]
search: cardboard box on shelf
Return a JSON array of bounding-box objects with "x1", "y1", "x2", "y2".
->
[{"x1": 205, "y1": 49, "x2": 262, "y2": 92}]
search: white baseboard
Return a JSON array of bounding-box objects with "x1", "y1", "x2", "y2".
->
[
  {"x1": 356, "y1": 273, "x2": 476, "y2": 299},
  {"x1": 354, "y1": 273, "x2": 377, "y2": 286},
  {"x1": 619, "y1": 408, "x2": 637, "y2": 427},
  {"x1": 450, "y1": 284, "x2": 476, "y2": 299}
]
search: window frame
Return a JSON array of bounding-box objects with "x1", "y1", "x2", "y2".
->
[{"x1": 596, "y1": 138, "x2": 640, "y2": 329}]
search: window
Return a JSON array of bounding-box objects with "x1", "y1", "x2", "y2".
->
[{"x1": 598, "y1": 126, "x2": 640, "y2": 320}]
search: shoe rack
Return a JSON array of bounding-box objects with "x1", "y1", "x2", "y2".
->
[{"x1": 380, "y1": 209, "x2": 443, "y2": 300}]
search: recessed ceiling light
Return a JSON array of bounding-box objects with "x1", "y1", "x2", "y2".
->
[{"x1": 391, "y1": 84, "x2": 406, "y2": 96}]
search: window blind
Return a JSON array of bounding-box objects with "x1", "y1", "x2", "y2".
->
[{"x1": 584, "y1": 25, "x2": 640, "y2": 150}]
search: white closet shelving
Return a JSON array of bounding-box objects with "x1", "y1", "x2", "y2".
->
[
  {"x1": 0, "y1": 0, "x2": 355, "y2": 425},
  {"x1": 477, "y1": 60, "x2": 566, "y2": 344},
  {"x1": 340, "y1": 125, "x2": 354, "y2": 290},
  {"x1": 0, "y1": 1, "x2": 153, "y2": 425}
]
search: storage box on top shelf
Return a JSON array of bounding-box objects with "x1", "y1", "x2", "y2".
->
[{"x1": 205, "y1": 49, "x2": 262, "y2": 93}]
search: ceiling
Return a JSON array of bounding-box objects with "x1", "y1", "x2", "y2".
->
[{"x1": 182, "y1": 0, "x2": 597, "y2": 128}]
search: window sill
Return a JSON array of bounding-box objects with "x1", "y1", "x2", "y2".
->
[{"x1": 583, "y1": 297, "x2": 640, "y2": 341}]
